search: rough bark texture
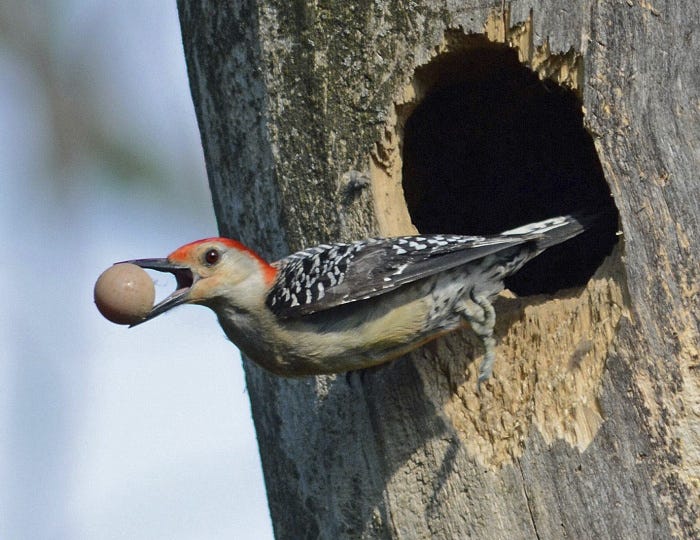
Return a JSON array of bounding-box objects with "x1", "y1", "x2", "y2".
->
[{"x1": 178, "y1": 1, "x2": 699, "y2": 538}]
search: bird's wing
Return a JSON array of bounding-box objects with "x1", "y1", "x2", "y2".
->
[
  {"x1": 266, "y1": 214, "x2": 592, "y2": 318},
  {"x1": 265, "y1": 233, "x2": 528, "y2": 318}
]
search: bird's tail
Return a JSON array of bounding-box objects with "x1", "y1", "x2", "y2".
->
[{"x1": 501, "y1": 212, "x2": 602, "y2": 252}]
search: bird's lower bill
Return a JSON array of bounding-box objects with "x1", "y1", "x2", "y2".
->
[{"x1": 124, "y1": 257, "x2": 196, "y2": 326}]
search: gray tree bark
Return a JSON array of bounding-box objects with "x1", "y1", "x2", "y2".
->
[{"x1": 178, "y1": 1, "x2": 699, "y2": 538}]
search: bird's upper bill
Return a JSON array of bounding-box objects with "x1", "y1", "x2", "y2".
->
[{"x1": 124, "y1": 258, "x2": 195, "y2": 326}]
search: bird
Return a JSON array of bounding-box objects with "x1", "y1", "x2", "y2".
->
[{"x1": 127, "y1": 214, "x2": 594, "y2": 386}]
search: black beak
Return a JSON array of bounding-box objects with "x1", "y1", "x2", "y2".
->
[{"x1": 123, "y1": 258, "x2": 196, "y2": 326}]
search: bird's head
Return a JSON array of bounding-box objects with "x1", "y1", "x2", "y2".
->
[{"x1": 127, "y1": 238, "x2": 277, "y2": 325}]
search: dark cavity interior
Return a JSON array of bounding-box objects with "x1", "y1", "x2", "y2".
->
[{"x1": 401, "y1": 42, "x2": 619, "y2": 295}]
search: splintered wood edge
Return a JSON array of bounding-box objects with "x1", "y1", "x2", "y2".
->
[{"x1": 368, "y1": 12, "x2": 627, "y2": 467}]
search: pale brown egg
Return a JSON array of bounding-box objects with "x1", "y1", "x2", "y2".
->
[{"x1": 94, "y1": 263, "x2": 155, "y2": 325}]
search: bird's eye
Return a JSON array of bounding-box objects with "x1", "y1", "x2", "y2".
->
[{"x1": 204, "y1": 249, "x2": 220, "y2": 265}]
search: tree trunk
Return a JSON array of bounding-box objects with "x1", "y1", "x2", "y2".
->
[{"x1": 177, "y1": 1, "x2": 699, "y2": 538}]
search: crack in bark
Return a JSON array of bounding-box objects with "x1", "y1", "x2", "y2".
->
[{"x1": 517, "y1": 458, "x2": 541, "y2": 540}]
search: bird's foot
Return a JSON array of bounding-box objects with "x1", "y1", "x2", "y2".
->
[{"x1": 461, "y1": 289, "x2": 497, "y2": 390}]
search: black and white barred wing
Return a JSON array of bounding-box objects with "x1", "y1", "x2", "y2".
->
[
  {"x1": 264, "y1": 214, "x2": 590, "y2": 318},
  {"x1": 265, "y1": 234, "x2": 526, "y2": 318}
]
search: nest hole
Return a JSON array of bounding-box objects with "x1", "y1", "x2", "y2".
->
[{"x1": 401, "y1": 43, "x2": 619, "y2": 295}]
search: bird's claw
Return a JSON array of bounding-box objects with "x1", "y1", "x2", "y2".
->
[
  {"x1": 461, "y1": 289, "x2": 497, "y2": 390},
  {"x1": 476, "y1": 336, "x2": 496, "y2": 392}
]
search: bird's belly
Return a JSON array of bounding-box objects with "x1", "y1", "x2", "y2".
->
[
  {"x1": 221, "y1": 270, "x2": 486, "y2": 376},
  {"x1": 272, "y1": 284, "x2": 466, "y2": 375}
]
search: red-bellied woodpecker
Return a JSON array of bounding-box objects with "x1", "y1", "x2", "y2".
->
[{"x1": 127, "y1": 215, "x2": 594, "y2": 385}]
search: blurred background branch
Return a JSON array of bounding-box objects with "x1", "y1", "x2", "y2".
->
[{"x1": 0, "y1": 2, "x2": 272, "y2": 538}]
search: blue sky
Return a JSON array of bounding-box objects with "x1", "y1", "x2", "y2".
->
[{"x1": 0, "y1": 2, "x2": 272, "y2": 538}]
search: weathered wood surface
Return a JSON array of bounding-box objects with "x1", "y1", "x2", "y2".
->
[{"x1": 178, "y1": 1, "x2": 699, "y2": 538}]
